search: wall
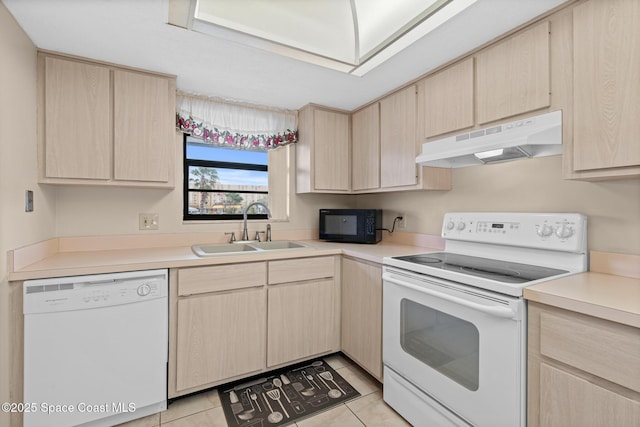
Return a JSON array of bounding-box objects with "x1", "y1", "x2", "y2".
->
[
  {"x1": 356, "y1": 155, "x2": 640, "y2": 254},
  {"x1": 54, "y1": 142, "x2": 352, "y2": 237},
  {"x1": 0, "y1": 2, "x2": 56, "y2": 424}
]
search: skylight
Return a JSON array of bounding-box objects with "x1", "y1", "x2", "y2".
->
[{"x1": 169, "y1": 0, "x2": 477, "y2": 76}]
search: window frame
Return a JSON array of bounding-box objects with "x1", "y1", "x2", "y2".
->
[{"x1": 183, "y1": 134, "x2": 269, "y2": 221}]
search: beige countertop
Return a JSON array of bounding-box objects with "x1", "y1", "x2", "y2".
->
[
  {"x1": 10, "y1": 235, "x2": 638, "y2": 329},
  {"x1": 524, "y1": 256, "x2": 640, "y2": 328},
  {"x1": 8, "y1": 239, "x2": 434, "y2": 282}
]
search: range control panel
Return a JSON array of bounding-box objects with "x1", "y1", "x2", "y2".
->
[{"x1": 442, "y1": 212, "x2": 587, "y2": 253}]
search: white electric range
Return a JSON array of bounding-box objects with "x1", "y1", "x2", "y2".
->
[{"x1": 382, "y1": 212, "x2": 587, "y2": 427}]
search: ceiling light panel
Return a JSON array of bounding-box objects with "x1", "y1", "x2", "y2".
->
[
  {"x1": 354, "y1": 0, "x2": 444, "y2": 59},
  {"x1": 195, "y1": 0, "x2": 356, "y2": 64}
]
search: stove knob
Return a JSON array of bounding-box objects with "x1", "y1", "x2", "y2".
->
[
  {"x1": 537, "y1": 224, "x2": 553, "y2": 237},
  {"x1": 555, "y1": 224, "x2": 574, "y2": 239},
  {"x1": 456, "y1": 222, "x2": 466, "y2": 231},
  {"x1": 446, "y1": 221, "x2": 455, "y2": 231}
]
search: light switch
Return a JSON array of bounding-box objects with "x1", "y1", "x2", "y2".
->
[{"x1": 25, "y1": 190, "x2": 33, "y2": 212}]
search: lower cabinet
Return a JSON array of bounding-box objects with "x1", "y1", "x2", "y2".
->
[
  {"x1": 341, "y1": 257, "x2": 383, "y2": 381},
  {"x1": 176, "y1": 288, "x2": 266, "y2": 391},
  {"x1": 171, "y1": 262, "x2": 268, "y2": 396},
  {"x1": 169, "y1": 256, "x2": 340, "y2": 398},
  {"x1": 267, "y1": 257, "x2": 341, "y2": 367},
  {"x1": 528, "y1": 302, "x2": 640, "y2": 426}
]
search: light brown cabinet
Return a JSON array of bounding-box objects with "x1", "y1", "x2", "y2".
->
[
  {"x1": 417, "y1": 57, "x2": 474, "y2": 139},
  {"x1": 528, "y1": 302, "x2": 640, "y2": 426},
  {"x1": 341, "y1": 257, "x2": 383, "y2": 381},
  {"x1": 42, "y1": 56, "x2": 111, "y2": 180},
  {"x1": 38, "y1": 52, "x2": 176, "y2": 187},
  {"x1": 169, "y1": 257, "x2": 340, "y2": 398},
  {"x1": 566, "y1": 0, "x2": 640, "y2": 180},
  {"x1": 476, "y1": 21, "x2": 551, "y2": 124},
  {"x1": 296, "y1": 104, "x2": 350, "y2": 193},
  {"x1": 171, "y1": 263, "x2": 267, "y2": 396},
  {"x1": 350, "y1": 92, "x2": 451, "y2": 193},
  {"x1": 351, "y1": 103, "x2": 380, "y2": 191},
  {"x1": 380, "y1": 85, "x2": 419, "y2": 188},
  {"x1": 266, "y1": 256, "x2": 340, "y2": 367}
]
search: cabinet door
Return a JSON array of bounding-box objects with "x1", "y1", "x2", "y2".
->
[
  {"x1": 176, "y1": 289, "x2": 266, "y2": 391},
  {"x1": 476, "y1": 21, "x2": 550, "y2": 124},
  {"x1": 380, "y1": 85, "x2": 418, "y2": 188},
  {"x1": 352, "y1": 103, "x2": 380, "y2": 191},
  {"x1": 341, "y1": 258, "x2": 382, "y2": 380},
  {"x1": 540, "y1": 363, "x2": 640, "y2": 427},
  {"x1": 267, "y1": 279, "x2": 339, "y2": 367},
  {"x1": 44, "y1": 57, "x2": 111, "y2": 179},
  {"x1": 572, "y1": 0, "x2": 640, "y2": 171},
  {"x1": 113, "y1": 70, "x2": 172, "y2": 182},
  {"x1": 419, "y1": 58, "x2": 474, "y2": 138},
  {"x1": 313, "y1": 109, "x2": 350, "y2": 191}
]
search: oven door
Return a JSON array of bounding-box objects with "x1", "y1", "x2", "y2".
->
[{"x1": 383, "y1": 266, "x2": 526, "y2": 427}]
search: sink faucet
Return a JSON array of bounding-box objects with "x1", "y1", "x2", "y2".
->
[{"x1": 241, "y1": 202, "x2": 271, "y2": 241}]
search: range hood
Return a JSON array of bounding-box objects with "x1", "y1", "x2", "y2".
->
[{"x1": 416, "y1": 110, "x2": 562, "y2": 168}]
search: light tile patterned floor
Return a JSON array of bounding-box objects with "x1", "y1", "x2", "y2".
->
[{"x1": 117, "y1": 354, "x2": 410, "y2": 427}]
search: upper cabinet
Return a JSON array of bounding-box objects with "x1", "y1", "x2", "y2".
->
[
  {"x1": 38, "y1": 52, "x2": 176, "y2": 188},
  {"x1": 380, "y1": 85, "x2": 420, "y2": 188},
  {"x1": 348, "y1": 88, "x2": 452, "y2": 194},
  {"x1": 566, "y1": 0, "x2": 640, "y2": 180},
  {"x1": 43, "y1": 57, "x2": 112, "y2": 180},
  {"x1": 418, "y1": 57, "x2": 474, "y2": 139},
  {"x1": 296, "y1": 104, "x2": 350, "y2": 193},
  {"x1": 476, "y1": 21, "x2": 551, "y2": 125},
  {"x1": 351, "y1": 103, "x2": 380, "y2": 191}
]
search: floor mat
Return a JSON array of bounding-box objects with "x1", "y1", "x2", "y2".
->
[{"x1": 219, "y1": 357, "x2": 361, "y2": 427}]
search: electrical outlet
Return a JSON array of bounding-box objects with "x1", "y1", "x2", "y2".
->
[
  {"x1": 139, "y1": 213, "x2": 159, "y2": 230},
  {"x1": 397, "y1": 213, "x2": 406, "y2": 229}
]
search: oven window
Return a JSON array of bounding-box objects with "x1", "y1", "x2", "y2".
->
[{"x1": 400, "y1": 299, "x2": 479, "y2": 391}]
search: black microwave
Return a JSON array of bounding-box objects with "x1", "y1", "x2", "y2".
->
[{"x1": 319, "y1": 209, "x2": 382, "y2": 244}]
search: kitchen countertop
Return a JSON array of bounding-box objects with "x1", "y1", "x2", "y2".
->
[
  {"x1": 8, "y1": 239, "x2": 435, "y2": 282},
  {"x1": 10, "y1": 236, "x2": 639, "y2": 330},
  {"x1": 524, "y1": 269, "x2": 640, "y2": 328}
]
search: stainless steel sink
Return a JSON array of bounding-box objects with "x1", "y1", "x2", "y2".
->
[
  {"x1": 248, "y1": 241, "x2": 311, "y2": 250},
  {"x1": 191, "y1": 243, "x2": 259, "y2": 257},
  {"x1": 192, "y1": 240, "x2": 312, "y2": 257}
]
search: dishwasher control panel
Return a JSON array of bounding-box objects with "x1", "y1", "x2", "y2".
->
[{"x1": 24, "y1": 269, "x2": 168, "y2": 314}]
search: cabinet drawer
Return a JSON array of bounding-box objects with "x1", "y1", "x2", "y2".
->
[
  {"x1": 178, "y1": 262, "x2": 266, "y2": 296},
  {"x1": 268, "y1": 256, "x2": 335, "y2": 284},
  {"x1": 540, "y1": 311, "x2": 640, "y2": 392}
]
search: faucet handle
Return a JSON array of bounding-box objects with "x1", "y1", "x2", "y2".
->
[
  {"x1": 254, "y1": 231, "x2": 265, "y2": 242},
  {"x1": 224, "y1": 232, "x2": 236, "y2": 243}
]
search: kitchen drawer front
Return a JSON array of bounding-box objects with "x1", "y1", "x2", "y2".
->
[
  {"x1": 540, "y1": 363, "x2": 640, "y2": 427},
  {"x1": 178, "y1": 262, "x2": 267, "y2": 296},
  {"x1": 540, "y1": 311, "x2": 640, "y2": 392},
  {"x1": 268, "y1": 256, "x2": 335, "y2": 285}
]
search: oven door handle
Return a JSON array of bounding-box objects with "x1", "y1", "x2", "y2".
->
[{"x1": 383, "y1": 275, "x2": 518, "y2": 319}]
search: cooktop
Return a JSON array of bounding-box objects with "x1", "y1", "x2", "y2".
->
[{"x1": 392, "y1": 252, "x2": 568, "y2": 284}]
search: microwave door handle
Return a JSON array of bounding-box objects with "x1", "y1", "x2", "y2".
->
[{"x1": 384, "y1": 275, "x2": 517, "y2": 319}]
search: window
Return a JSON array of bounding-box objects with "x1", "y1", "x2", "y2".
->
[{"x1": 184, "y1": 135, "x2": 269, "y2": 220}]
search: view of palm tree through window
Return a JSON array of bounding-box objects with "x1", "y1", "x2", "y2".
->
[{"x1": 184, "y1": 136, "x2": 269, "y2": 220}]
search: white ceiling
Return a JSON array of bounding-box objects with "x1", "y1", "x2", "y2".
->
[{"x1": 3, "y1": 0, "x2": 567, "y2": 111}]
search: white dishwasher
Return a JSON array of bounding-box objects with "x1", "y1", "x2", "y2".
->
[{"x1": 23, "y1": 269, "x2": 168, "y2": 427}]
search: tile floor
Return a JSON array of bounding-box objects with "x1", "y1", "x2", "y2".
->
[{"x1": 117, "y1": 354, "x2": 410, "y2": 427}]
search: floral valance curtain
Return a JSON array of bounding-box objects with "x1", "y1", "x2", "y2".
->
[{"x1": 176, "y1": 93, "x2": 297, "y2": 150}]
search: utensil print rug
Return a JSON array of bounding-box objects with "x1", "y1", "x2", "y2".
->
[{"x1": 219, "y1": 357, "x2": 361, "y2": 427}]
